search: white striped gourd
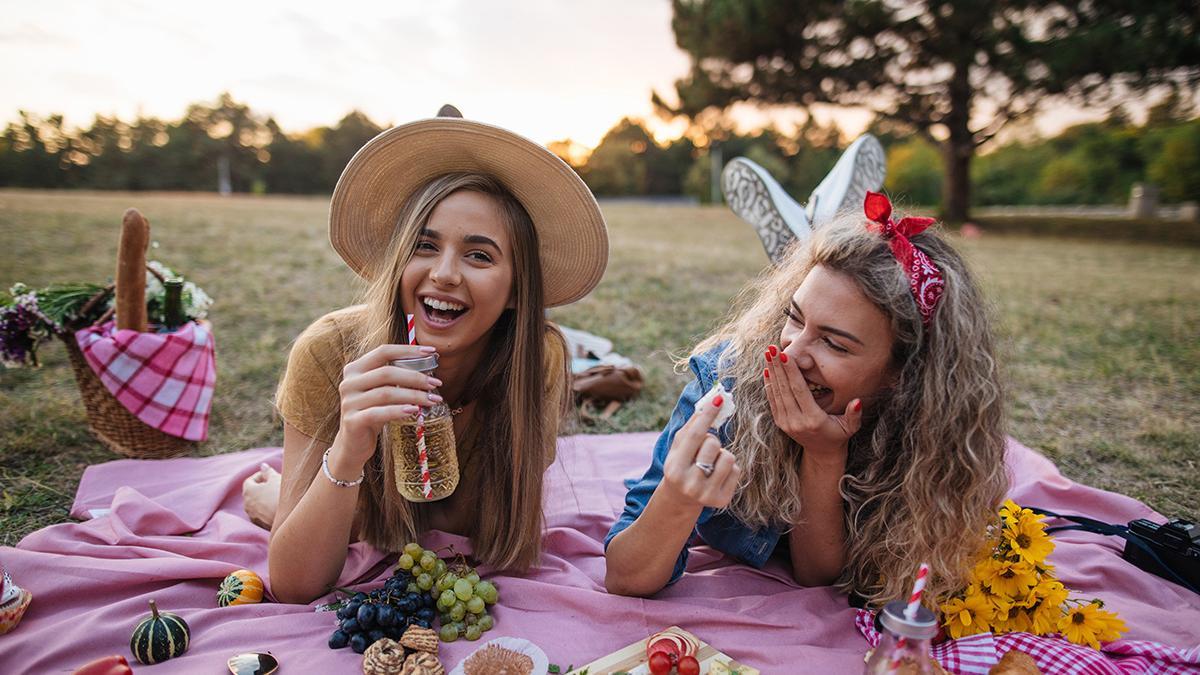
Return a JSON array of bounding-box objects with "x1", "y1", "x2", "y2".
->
[{"x1": 130, "y1": 599, "x2": 189, "y2": 664}]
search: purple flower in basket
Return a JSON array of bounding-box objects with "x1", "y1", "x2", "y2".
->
[{"x1": 0, "y1": 291, "x2": 53, "y2": 367}]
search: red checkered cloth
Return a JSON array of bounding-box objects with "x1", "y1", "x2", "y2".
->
[
  {"x1": 75, "y1": 320, "x2": 216, "y2": 441},
  {"x1": 856, "y1": 608, "x2": 1200, "y2": 674}
]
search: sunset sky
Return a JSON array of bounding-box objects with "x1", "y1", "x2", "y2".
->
[{"x1": 3, "y1": 0, "x2": 1113, "y2": 150}]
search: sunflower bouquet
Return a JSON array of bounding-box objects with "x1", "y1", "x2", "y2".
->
[{"x1": 939, "y1": 500, "x2": 1126, "y2": 649}]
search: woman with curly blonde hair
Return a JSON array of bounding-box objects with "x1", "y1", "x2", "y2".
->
[{"x1": 605, "y1": 192, "x2": 1008, "y2": 607}]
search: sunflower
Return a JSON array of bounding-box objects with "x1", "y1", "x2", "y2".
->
[
  {"x1": 1030, "y1": 601, "x2": 1062, "y2": 635},
  {"x1": 990, "y1": 598, "x2": 1033, "y2": 634},
  {"x1": 941, "y1": 584, "x2": 995, "y2": 639},
  {"x1": 1026, "y1": 579, "x2": 1070, "y2": 635},
  {"x1": 1003, "y1": 510, "x2": 1055, "y2": 565},
  {"x1": 1058, "y1": 602, "x2": 1116, "y2": 649},
  {"x1": 1093, "y1": 603, "x2": 1128, "y2": 643},
  {"x1": 999, "y1": 499, "x2": 1025, "y2": 527},
  {"x1": 975, "y1": 557, "x2": 1038, "y2": 598}
]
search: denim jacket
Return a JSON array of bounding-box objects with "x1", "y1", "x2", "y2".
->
[{"x1": 604, "y1": 343, "x2": 784, "y2": 585}]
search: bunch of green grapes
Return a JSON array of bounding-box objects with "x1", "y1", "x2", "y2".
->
[
  {"x1": 432, "y1": 563, "x2": 499, "y2": 642},
  {"x1": 395, "y1": 542, "x2": 451, "y2": 592},
  {"x1": 394, "y1": 542, "x2": 500, "y2": 642}
]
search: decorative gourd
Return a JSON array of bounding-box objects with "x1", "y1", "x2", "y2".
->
[
  {"x1": 130, "y1": 599, "x2": 189, "y2": 665},
  {"x1": 217, "y1": 569, "x2": 265, "y2": 607}
]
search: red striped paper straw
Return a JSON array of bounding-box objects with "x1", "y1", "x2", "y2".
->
[
  {"x1": 406, "y1": 314, "x2": 432, "y2": 499},
  {"x1": 904, "y1": 563, "x2": 930, "y2": 620},
  {"x1": 887, "y1": 562, "x2": 930, "y2": 673}
]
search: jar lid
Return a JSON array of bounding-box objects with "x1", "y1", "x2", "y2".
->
[
  {"x1": 391, "y1": 354, "x2": 438, "y2": 372},
  {"x1": 880, "y1": 600, "x2": 937, "y2": 640}
]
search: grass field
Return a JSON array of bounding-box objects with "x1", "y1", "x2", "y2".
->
[{"x1": 1, "y1": 189, "x2": 1197, "y2": 546}]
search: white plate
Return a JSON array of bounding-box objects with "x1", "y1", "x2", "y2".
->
[{"x1": 449, "y1": 637, "x2": 549, "y2": 675}]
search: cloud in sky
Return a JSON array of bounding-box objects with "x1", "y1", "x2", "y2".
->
[
  {"x1": 0, "y1": 0, "x2": 696, "y2": 147},
  {"x1": 2, "y1": 0, "x2": 1127, "y2": 150}
]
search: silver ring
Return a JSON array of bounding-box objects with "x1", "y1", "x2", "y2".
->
[{"x1": 694, "y1": 461, "x2": 715, "y2": 477}]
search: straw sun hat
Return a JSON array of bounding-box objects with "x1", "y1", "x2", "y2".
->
[{"x1": 328, "y1": 107, "x2": 608, "y2": 308}]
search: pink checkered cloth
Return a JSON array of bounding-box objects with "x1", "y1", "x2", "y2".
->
[
  {"x1": 856, "y1": 608, "x2": 1200, "y2": 674},
  {"x1": 75, "y1": 320, "x2": 216, "y2": 441}
]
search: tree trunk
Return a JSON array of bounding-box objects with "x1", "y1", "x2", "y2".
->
[
  {"x1": 941, "y1": 139, "x2": 972, "y2": 224},
  {"x1": 941, "y1": 63, "x2": 974, "y2": 223}
]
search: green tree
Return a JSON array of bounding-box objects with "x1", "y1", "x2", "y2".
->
[
  {"x1": 661, "y1": 0, "x2": 1200, "y2": 221},
  {"x1": 1148, "y1": 121, "x2": 1200, "y2": 202},
  {"x1": 885, "y1": 138, "x2": 942, "y2": 208},
  {"x1": 263, "y1": 118, "x2": 324, "y2": 193},
  {"x1": 314, "y1": 111, "x2": 385, "y2": 191},
  {"x1": 581, "y1": 118, "x2": 656, "y2": 195}
]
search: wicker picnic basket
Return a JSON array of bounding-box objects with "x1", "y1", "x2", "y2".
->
[
  {"x1": 58, "y1": 208, "x2": 197, "y2": 459},
  {"x1": 59, "y1": 331, "x2": 196, "y2": 459}
]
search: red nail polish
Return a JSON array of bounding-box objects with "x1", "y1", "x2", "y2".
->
[
  {"x1": 712, "y1": 395, "x2": 724, "y2": 407},
  {"x1": 768, "y1": 345, "x2": 778, "y2": 357},
  {"x1": 764, "y1": 349, "x2": 772, "y2": 363},
  {"x1": 779, "y1": 353, "x2": 788, "y2": 364},
  {"x1": 763, "y1": 368, "x2": 770, "y2": 379},
  {"x1": 853, "y1": 399, "x2": 862, "y2": 412}
]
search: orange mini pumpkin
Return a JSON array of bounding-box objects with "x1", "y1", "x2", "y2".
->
[{"x1": 217, "y1": 569, "x2": 264, "y2": 607}]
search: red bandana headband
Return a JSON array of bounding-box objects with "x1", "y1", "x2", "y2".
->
[{"x1": 863, "y1": 191, "x2": 944, "y2": 325}]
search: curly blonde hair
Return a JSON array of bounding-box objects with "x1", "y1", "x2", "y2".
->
[{"x1": 694, "y1": 212, "x2": 1008, "y2": 607}]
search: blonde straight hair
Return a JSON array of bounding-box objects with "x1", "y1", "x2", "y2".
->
[
  {"x1": 351, "y1": 172, "x2": 567, "y2": 570},
  {"x1": 695, "y1": 213, "x2": 1008, "y2": 607}
]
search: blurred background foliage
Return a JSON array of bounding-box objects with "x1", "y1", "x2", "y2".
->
[{"x1": 2, "y1": 91, "x2": 1195, "y2": 211}]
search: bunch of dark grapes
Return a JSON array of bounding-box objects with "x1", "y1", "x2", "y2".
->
[{"x1": 326, "y1": 565, "x2": 439, "y2": 654}]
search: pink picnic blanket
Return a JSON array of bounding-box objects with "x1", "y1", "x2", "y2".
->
[
  {"x1": 76, "y1": 320, "x2": 216, "y2": 441},
  {"x1": 1, "y1": 434, "x2": 1197, "y2": 674}
]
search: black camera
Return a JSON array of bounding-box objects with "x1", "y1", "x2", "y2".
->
[{"x1": 1123, "y1": 518, "x2": 1200, "y2": 592}]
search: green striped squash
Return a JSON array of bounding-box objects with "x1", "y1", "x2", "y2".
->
[
  {"x1": 130, "y1": 599, "x2": 189, "y2": 665},
  {"x1": 217, "y1": 569, "x2": 264, "y2": 607}
]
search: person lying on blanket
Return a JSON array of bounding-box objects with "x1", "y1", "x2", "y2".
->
[
  {"x1": 250, "y1": 107, "x2": 608, "y2": 603},
  {"x1": 605, "y1": 192, "x2": 1009, "y2": 607}
]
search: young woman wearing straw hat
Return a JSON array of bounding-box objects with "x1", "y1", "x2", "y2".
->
[
  {"x1": 605, "y1": 193, "x2": 1007, "y2": 607},
  {"x1": 260, "y1": 110, "x2": 607, "y2": 604}
]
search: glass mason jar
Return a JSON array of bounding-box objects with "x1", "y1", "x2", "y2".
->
[
  {"x1": 864, "y1": 600, "x2": 940, "y2": 675},
  {"x1": 386, "y1": 355, "x2": 459, "y2": 502}
]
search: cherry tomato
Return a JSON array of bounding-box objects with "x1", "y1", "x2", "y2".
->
[
  {"x1": 648, "y1": 651, "x2": 673, "y2": 675},
  {"x1": 677, "y1": 655, "x2": 701, "y2": 675}
]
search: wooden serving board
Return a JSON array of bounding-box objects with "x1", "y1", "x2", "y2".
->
[{"x1": 566, "y1": 626, "x2": 731, "y2": 675}]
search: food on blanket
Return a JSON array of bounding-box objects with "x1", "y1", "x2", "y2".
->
[
  {"x1": 645, "y1": 629, "x2": 701, "y2": 674},
  {"x1": 115, "y1": 208, "x2": 150, "y2": 332},
  {"x1": 708, "y1": 660, "x2": 760, "y2": 675},
  {"x1": 401, "y1": 651, "x2": 445, "y2": 675},
  {"x1": 217, "y1": 568, "x2": 265, "y2": 607},
  {"x1": 328, "y1": 565, "x2": 439, "y2": 655},
  {"x1": 988, "y1": 649, "x2": 1042, "y2": 675},
  {"x1": 462, "y1": 644, "x2": 535, "y2": 674},
  {"x1": 363, "y1": 637, "x2": 407, "y2": 674},
  {"x1": 0, "y1": 566, "x2": 32, "y2": 635},
  {"x1": 648, "y1": 651, "x2": 673, "y2": 674},
  {"x1": 432, "y1": 550, "x2": 498, "y2": 642},
  {"x1": 129, "y1": 599, "x2": 190, "y2": 665},
  {"x1": 647, "y1": 629, "x2": 699, "y2": 659},
  {"x1": 1, "y1": 567, "x2": 18, "y2": 605},
  {"x1": 697, "y1": 382, "x2": 735, "y2": 427},
  {"x1": 400, "y1": 625, "x2": 439, "y2": 653},
  {"x1": 676, "y1": 655, "x2": 700, "y2": 675},
  {"x1": 70, "y1": 654, "x2": 134, "y2": 675}
]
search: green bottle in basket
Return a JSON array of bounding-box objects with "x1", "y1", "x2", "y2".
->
[{"x1": 163, "y1": 277, "x2": 185, "y2": 331}]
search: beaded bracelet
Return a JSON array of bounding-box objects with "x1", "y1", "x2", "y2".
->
[{"x1": 321, "y1": 448, "x2": 364, "y2": 488}]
